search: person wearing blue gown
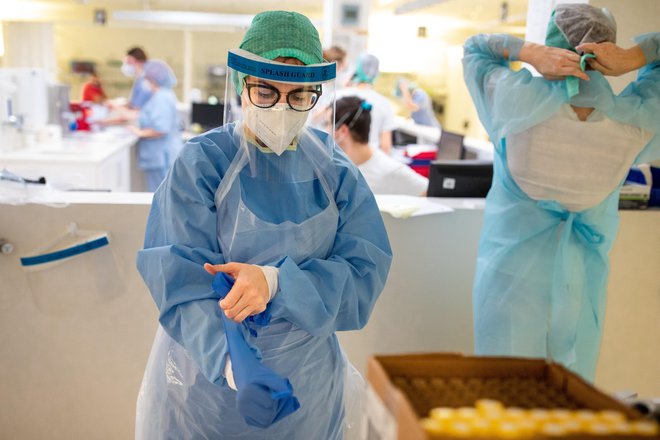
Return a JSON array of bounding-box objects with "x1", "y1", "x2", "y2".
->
[
  {"x1": 463, "y1": 4, "x2": 659, "y2": 381},
  {"x1": 123, "y1": 46, "x2": 153, "y2": 110},
  {"x1": 131, "y1": 60, "x2": 181, "y2": 192},
  {"x1": 135, "y1": 10, "x2": 392, "y2": 439}
]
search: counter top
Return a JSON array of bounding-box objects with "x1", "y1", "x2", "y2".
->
[{"x1": 0, "y1": 127, "x2": 138, "y2": 164}]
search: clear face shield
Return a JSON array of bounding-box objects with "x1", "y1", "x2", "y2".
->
[{"x1": 223, "y1": 49, "x2": 336, "y2": 180}]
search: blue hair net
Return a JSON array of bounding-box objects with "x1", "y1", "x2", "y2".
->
[
  {"x1": 353, "y1": 53, "x2": 380, "y2": 84},
  {"x1": 144, "y1": 60, "x2": 177, "y2": 88}
]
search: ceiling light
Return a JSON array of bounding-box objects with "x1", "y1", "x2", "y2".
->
[
  {"x1": 394, "y1": 0, "x2": 450, "y2": 15},
  {"x1": 111, "y1": 11, "x2": 255, "y2": 28}
]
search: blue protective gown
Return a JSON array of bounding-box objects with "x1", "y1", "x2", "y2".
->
[
  {"x1": 411, "y1": 89, "x2": 441, "y2": 128},
  {"x1": 463, "y1": 33, "x2": 660, "y2": 381},
  {"x1": 137, "y1": 88, "x2": 181, "y2": 191},
  {"x1": 130, "y1": 74, "x2": 153, "y2": 109},
  {"x1": 135, "y1": 123, "x2": 392, "y2": 439}
]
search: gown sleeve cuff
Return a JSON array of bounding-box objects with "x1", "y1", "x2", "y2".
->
[
  {"x1": 258, "y1": 265, "x2": 280, "y2": 301},
  {"x1": 635, "y1": 33, "x2": 660, "y2": 64},
  {"x1": 505, "y1": 35, "x2": 525, "y2": 61}
]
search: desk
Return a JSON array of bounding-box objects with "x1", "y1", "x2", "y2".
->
[{"x1": 393, "y1": 116, "x2": 494, "y2": 160}]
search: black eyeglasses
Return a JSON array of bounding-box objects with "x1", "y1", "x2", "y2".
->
[{"x1": 243, "y1": 79, "x2": 322, "y2": 112}]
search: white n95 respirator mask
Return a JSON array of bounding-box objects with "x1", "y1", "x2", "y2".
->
[
  {"x1": 245, "y1": 104, "x2": 309, "y2": 155},
  {"x1": 121, "y1": 63, "x2": 136, "y2": 77}
]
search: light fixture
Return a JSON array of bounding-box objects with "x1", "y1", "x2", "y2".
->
[
  {"x1": 394, "y1": 0, "x2": 450, "y2": 15},
  {"x1": 111, "y1": 10, "x2": 323, "y2": 30},
  {"x1": 111, "y1": 11, "x2": 255, "y2": 28}
]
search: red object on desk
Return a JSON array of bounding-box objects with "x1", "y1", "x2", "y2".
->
[
  {"x1": 404, "y1": 147, "x2": 437, "y2": 177},
  {"x1": 69, "y1": 102, "x2": 92, "y2": 131}
]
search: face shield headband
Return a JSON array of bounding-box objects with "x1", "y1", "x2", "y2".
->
[
  {"x1": 226, "y1": 49, "x2": 337, "y2": 155},
  {"x1": 228, "y1": 49, "x2": 336, "y2": 96}
]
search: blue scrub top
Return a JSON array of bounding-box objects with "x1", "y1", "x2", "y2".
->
[
  {"x1": 137, "y1": 88, "x2": 181, "y2": 170},
  {"x1": 411, "y1": 89, "x2": 440, "y2": 128},
  {"x1": 130, "y1": 74, "x2": 153, "y2": 109}
]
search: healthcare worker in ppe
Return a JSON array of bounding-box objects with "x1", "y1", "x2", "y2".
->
[
  {"x1": 135, "y1": 10, "x2": 392, "y2": 440},
  {"x1": 464, "y1": 4, "x2": 659, "y2": 381},
  {"x1": 131, "y1": 60, "x2": 181, "y2": 192},
  {"x1": 336, "y1": 53, "x2": 397, "y2": 154},
  {"x1": 123, "y1": 46, "x2": 152, "y2": 110}
]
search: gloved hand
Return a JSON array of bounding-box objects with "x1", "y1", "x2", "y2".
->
[{"x1": 212, "y1": 272, "x2": 300, "y2": 428}]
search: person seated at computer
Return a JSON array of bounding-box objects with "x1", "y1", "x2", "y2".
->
[{"x1": 335, "y1": 96, "x2": 428, "y2": 196}]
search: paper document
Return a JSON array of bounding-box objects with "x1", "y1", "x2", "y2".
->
[{"x1": 375, "y1": 195, "x2": 453, "y2": 218}]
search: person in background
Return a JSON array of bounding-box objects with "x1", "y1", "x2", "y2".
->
[
  {"x1": 81, "y1": 68, "x2": 107, "y2": 104},
  {"x1": 310, "y1": 45, "x2": 349, "y2": 129},
  {"x1": 323, "y1": 45, "x2": 349, "y2": 88},
  {"x1": 464, "y1": 4, "x2": 659, "y2": 381},
  {"x1": 135, "y1": 11, "x2": 391, "y2": 439},
  {"x1": 336, "y1": 53, "x2": 397, "y2": 154},
  {"x1": 130, "y1": 60, "x2": 181, "y2": 192},
  {"x1": 394, "y1": 78, "x2": 441, "y2": 129},
  {"x1": 122, "y1": 46, "x2": 151, "y2": 110},
  {"x1": 335, "y1": 96, "x2": 428, "y2": 196}
]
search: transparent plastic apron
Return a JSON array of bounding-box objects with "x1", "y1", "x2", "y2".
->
[{"x1": 213, "y1": 129, "x2": 354, "y2": 438}]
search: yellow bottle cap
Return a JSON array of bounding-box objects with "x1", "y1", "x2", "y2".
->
[
  {"x1": 573, "y1": 409, "x2": 597, "y2": 422},
  {"x1": 540, "y1": 422, "x2": 568, "y2": 437},
  {"x1": 586, "y1": 422, "x2": 614, "y2": 435},
  {"x1": 456, "y1": 407, "x2": 478, "y2": 420},
  {"x1": 630, "y1": 420, "x2": 660, "y2": 436},
  {"x1": 504, "y1": 407, "x2": 527, "y2": 420},
  {"x1": 447, "y1": 420, "x2": 473, "y2": 437},
  {"x1": 597, "y1": 410, "x2": 626, "y2": 424},
  {"x1": 549, "y1": 409, "x2": 571, "y2": 420},
  {"x1": 495, "y1": 421, "x2": 525, "y2": 438},
  {"x1": 476, "y1": 399, "x2": 505, "y2": 414},
  {"x1": 430, "y1": 407, "x2": 455, "y2": 421},
  {"x1": 421, "y1": 417, "x2": 445, "y2": 435}
]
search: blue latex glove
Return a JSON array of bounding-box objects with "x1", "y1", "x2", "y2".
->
[{"x1": 212, "y1": 273, "x2": 300, "y2": 428}]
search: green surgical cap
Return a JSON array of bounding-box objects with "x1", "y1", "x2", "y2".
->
[
  {"x1": 240, "y1": 11, "x2": 323, "y2": 66},
  {"x1": 233, "y1": 11, "x2": 324, "y2": 95}
]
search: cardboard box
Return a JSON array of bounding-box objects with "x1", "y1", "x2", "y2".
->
[{"x1": 365, "y1": 353, "x2": 652, "y2": 440}]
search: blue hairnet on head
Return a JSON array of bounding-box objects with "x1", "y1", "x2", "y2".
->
[
  {"x1": 144, "y1": 60, "x2": 177, "y2": 88},
  {"x1": 354, "y1": 53, "x2": 380, "y2": 84}
]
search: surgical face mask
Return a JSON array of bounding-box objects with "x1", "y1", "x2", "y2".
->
[
  {"x1": 244, "y1": 103, "x2": 309, "y2": 155},
  {"x1": 121, "y1": 63, "x2": 136, "y2": 78}
]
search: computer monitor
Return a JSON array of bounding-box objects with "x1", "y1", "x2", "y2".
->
[
  {"x1": 427, "y1": 160, "x2": 493, "y2": 198},
  {"x1": 436, "y1": 130, "x2": 465, "y2": 160},
  {"x1": 392, "y1": 129, "x2": 418, "y2": 146},
  {"x1": 191, "y1": 103, "x2": 224, "y2": 130}
]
